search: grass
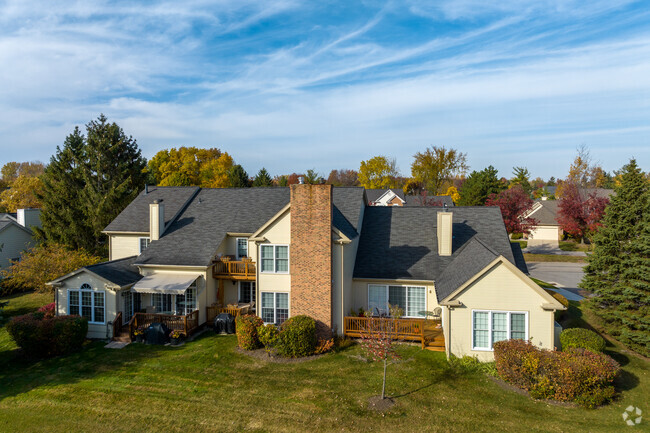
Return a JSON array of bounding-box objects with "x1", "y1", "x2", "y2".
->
[
  {"x1": 511, "y1": 240, "x2": 528, "y2": 249},
  {"x1": 559, "y1": 242, "x2": 592, "y2": 252},
  {"x1": 523, "y1": 253, "x2": 586, "y2": 263},
  {"x1": 1, "y1": 292, "x2": 648, "y2": 432}
]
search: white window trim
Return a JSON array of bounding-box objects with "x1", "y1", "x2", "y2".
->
[
  {"x1": 235, "y1": 237, "x2": 248, "y2": 259},
  {"x1": 67, "y1": 285, "x2": 106, "y2": 325},
  {"x1": 260, "y1": 291, "x2": 289, "y2": 325},
  {"x1": 366, "y1": 284, "x2": 427, "y2": 318},
  {"x1": 139, "y1": 237, "x2": 151, "y2": 254},
  {"x1": 259, "y1": 244, "x2": 290, "y2": 274},
  {"x1": 471, "y1": 310, "x2": 529, "y2": 352}
]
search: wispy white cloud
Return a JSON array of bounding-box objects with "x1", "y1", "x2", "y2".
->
[{"x1": 0, "y1": 0, "x2": 648, "y2": 179}]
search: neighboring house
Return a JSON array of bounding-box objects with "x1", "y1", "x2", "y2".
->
[
  {"x1": 525, "y1": 188, "x2": 615, "y2": 241},
  {"x1": 0, "y1": 209, "x2": 41, "y2": 271},
  {"x1": 366, "y1": 188, "x2": 454, "y2": 207},
  {"x1": 48, "y1": 185, "x2": 564, "y2": 360}
]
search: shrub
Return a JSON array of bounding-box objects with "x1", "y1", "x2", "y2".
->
[
  {"x1": 6, "y1": 313, "x2": 88, "y2": 358},
  {"x1": 235, "y1": 314, "x2": 264, "y2": 350},
  {"x1": 276, "y1": 315, "x2": 317, "y2": 358},
  {"x1": 560, "y1": 328, "x2": 606, "y2": 352},
  {"x1": 257, "y1": 324, "x2": 280, "y2": 353},
  {"x1": 314, "y1": 338, "x2": 334, "y2": 354},
  {"x1": 511, "y1": 232, "x2": 523, "y2": 240},
  {"x1": 494, "y1": 339, "x2": 619, "y2": 408},
  {"x1": 38, "y1": 302, "x2": 56, "y2": 318}
]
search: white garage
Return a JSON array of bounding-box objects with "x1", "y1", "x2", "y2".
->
[{"x1": 528, "y1": 225, "x2": 560, "y2": 241}]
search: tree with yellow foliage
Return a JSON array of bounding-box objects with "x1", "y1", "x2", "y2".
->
[
  {"x1": 147, "y1": 147, "x2": 235, "y2": 187},
  {"x1": 358, "y1": 156, "x2": 400, "y2": 189},
  {"x1": 411, "y1": 146, "x2": 468, "y2": 194},
  {"x1": 0, "y1": 175, "x2": 43, "y2": 212},
  {"x1": 443, "y1": 186, "x2": 460, "y2": 204}
]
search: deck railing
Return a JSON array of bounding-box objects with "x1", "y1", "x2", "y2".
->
[
  {"x1": 129, "y1": 310, "x2": 200, "y2": 337},
  {"x1": 206, "y1": 303, "x2": 247, "y2": 323},
  {"x1": 344, "y1": 316, "x2": 427, "y2": 341},
  {"x1": 212, "y1": 257, "x2": 256, "y2": 280}
]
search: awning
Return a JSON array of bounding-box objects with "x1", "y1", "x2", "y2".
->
[{"x1": 132, "y1": 273, "x2": 200, "y2": 295}]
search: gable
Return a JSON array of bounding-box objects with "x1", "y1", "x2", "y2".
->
[{"x1": 443, "y1": 259, "x2": 564, "y2": 310}]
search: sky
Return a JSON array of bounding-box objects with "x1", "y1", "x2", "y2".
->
[{"x1": 0, "y1": 0, "x2": 648, "y2": 180}]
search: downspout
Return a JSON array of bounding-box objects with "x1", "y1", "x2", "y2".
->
[{"x1": 334, "y1": 239, "x2": 350, "y2": 335}]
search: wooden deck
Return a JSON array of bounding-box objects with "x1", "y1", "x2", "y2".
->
[
  {"x1": 206, "y1": 303, "x2": 249, "y2": 323},
  {"x1": 212, "y1": 257, "x2": 256, "y2": 280},
  {"x1": 127, "y1": 310, "x2": 200, "y2": 340},
  {"x1": 343, "y1": 316, "x2": 445, "y2": 352}
]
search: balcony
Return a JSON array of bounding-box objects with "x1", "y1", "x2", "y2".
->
[{"x1": 212, "y1": 257, "x2": 256, "y2": 280}]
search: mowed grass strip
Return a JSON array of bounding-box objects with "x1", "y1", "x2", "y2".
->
[
  {"x1": 523, "y1": 253, "x2": 586, "y2": 263},
  {"x1": 0, "y1": 292, "x2": 648, "y2": 433}
]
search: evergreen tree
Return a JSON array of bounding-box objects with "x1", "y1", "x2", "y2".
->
[
  {"x1": 37, "y1": 116, "x2": 147, "y2": 256},
  {"x1": 458, "y1": 166, "x2": 506, "y2": 206},
  {"x1": 228, "y1": 165, "x2": 250, "y2": 187},
  {"x1": 253, "y1": 168, "x2": 273, "y2": 187},
  {"x1": 510, "y1": 167, "x2": 532, "y2": 195},
  {"x1": 581, "y1": 159, "x2": 649, "y2": 356}
]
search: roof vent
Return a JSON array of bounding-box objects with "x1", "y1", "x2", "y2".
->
[
  {"x1": 144, "y1": 184, "x2": 148, "y2": 195},
  {"x1": 298, "y1": 176, "x2": 304, "y2": 184}
]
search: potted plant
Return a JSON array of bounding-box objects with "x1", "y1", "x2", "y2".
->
[
  {"x1": 133, "y1": 327, "x2": 145, "y2": 343},
  {"x1": 169, "y1": 330, "x2": 182, "y2": 345}
]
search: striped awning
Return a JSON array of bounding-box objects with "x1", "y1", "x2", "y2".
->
[{"x1": 132, "y1": 274, "x2": 200, "y2": 295}]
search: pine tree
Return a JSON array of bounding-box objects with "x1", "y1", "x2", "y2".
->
[
  {"x1": 228, "y1": 165, "x2": 250, "y2": 187},
  {"x1": 37, "y1": 116, "x2": 147, "y2": 256},
  {"x1": 253, "y1": 168, "x2": 273, "y2": 187},
  {"x1": 458, "y1": 166, "x2": 505, "y2": 206},
  {"x1": 582, "y1": 159, "x2": 649, "y2": 356}
]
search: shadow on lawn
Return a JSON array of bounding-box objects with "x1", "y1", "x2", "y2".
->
[{"x1": 0, "y1": 340, "x2": 168, "y2": 402}]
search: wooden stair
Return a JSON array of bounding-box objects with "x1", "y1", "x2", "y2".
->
[
  {"x1": 422, "y1": 328, "x2": 445, "y2": 352},
  {"x1": 113, "y1": 330, "x2": 131, "y2": 343}
]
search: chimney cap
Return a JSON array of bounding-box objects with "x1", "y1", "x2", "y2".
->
[
  {"x1": 153, "y1": 199, "x2": 163, "y2": 204},
  {"x1": 298, "y1": 176, "x2": 304, "y2": 184}
]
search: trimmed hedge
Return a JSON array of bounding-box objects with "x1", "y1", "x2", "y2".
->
[
  {"x1": 6, "y1": 313, "x2": 88, "y2": 358},
  {"x1": 494, "y1": 339, "x2": 619, "y2": 408},
  {"x1": 257, "y1": 324, "x2": 280, "y2": 352},
  {"x1": 235, "y1": 314, "x2": 264, "y2": 350},
  {"x1": 277, "y1": 315, "x2": 317, "y2": 358},
  {"x1": 560, "y1": 328, "x2": 606, "y2": 353}
]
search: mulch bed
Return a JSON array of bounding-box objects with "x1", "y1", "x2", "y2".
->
[
  {"x1": 234, "y1": 347, "x2": 327, "y2": 363},
  {"x1": 367, "y1": 395, "x2": 395, "y2": 412}
]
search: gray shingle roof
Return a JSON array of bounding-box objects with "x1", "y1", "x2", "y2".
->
[
  {"x1": 434, "y1": 237, "x2": 500, "y2": 302},
  {"x1": 135, "y1": 188, "x2": 291, "y2": 266},
  {"x1": 403, "y1": 195, "x2": 454, "y2": 207},
  {"x1": 530, "y1": 200, "x2": 559, "y2": 226},
  {"x1": 84, "y1": 256, "x2": 142, "y2": 287},
  {"x1": 332, "y1": 187, "x2": 364, "y2": 239},
  {"x1": 353, "y1": 206, "x2": 516, "y2": 282},
  {"x1": 103, "y1": 186, "x2": 200, "y2": 233}
]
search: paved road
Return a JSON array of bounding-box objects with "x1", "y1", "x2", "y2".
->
[{"x1": 527, "y1": 262, "x2": 587, "y2": 301}]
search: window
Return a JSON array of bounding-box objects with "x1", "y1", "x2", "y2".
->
[
  {"x1": 472, "y1": 310, "x2": 528, "y2": 350},
  {"x1": 236, "y1": 238, "x2": 248, "y2": 259},
  {"x1": 68, "y1": 283, "x2": 105, "y2": 324},
  {"x1": 367, "y1": 284, "x2": 426, "y2": 317},
  {"x1": 239, "y1": 281, "x2": 256, "y2": 304},
  {"x1": 175, "y1": 283, "x2": 197, "y2": 316},
  {"x1": 152, "y1": 293, "x2": 173, "y2": 314},
  {"x1": 261, "y1": 292, "x2": 289, "y2": 325},
  {"x1": 260, "y1": 245, "x2": 289, "y2": 273},
  {"x1": 139, "y1": 237, "x2": 151, "y2": 253}
]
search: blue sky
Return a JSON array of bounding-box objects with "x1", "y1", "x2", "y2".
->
[{"x1": 0, "y1": 0, "x2": 648, "y2": 180}]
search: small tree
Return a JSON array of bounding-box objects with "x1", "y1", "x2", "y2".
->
[
  {"x1": 358, "y1": 156, "x2": 400, "y2": 189},
  {"x1": 252, "y1": 168, "x2": 273, "y2": 187},
  {"x1": 486, "y1": 185, "x2": 538, "y2": 235},
  {"x1": 1, "y1": 244, "x2": 101, "y2": 294},
  {"x1": 557, "y1": 183, "x2": 609, "y2": 242},
  {"x1": 359, "y1": 305, "x2": 403, "y2": 400},
  {"x1": 228, "y1": 165, "x2": 251, "y2": 187}
]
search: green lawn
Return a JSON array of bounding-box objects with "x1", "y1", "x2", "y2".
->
[
  {"x1": 0, "y1": 292, "x2": 648, "y2": 432},
  {"x1": 511, "y1": 240, "x2": 528, "y2": 249},
  {"x1": 523, "y1": 253, "x2": 586, "y2": 263},
  {"x1": 559, "y1": 241, "x2": 592, "y2": 252}
]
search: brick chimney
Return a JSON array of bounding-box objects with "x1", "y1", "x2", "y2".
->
[
  {"x1": 290, "y1": 184, "x2": 333, "y2": 336},
  {"x1": 437, "y1": 210, "x2": 453, "y2": 256},
  {"x1": 149, "y1": 199, "x2": 165, "y2": 241}
]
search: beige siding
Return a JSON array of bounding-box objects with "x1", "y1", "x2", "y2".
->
[
  {"x1": 351, "y1": 279, "x2": 438, "y2": 316},
  {"x1": 447, "y1": 261, "x2": 556, "y2": 361},
  {"x1": 255, "y1": 210, "x2": 291, "y2": 309},
  {"x1": 55, "y1": 271, "x2": 118, "y2": 339},
  {"x1": 0, "y1": 225, "x2": 36, "y2": 270},
  {"x1": 110, "y1": 234, "x2": 144, "y2": 260}
]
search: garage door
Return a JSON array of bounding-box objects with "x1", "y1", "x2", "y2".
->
[{"x1": 528, "y1": 226, "x2": 559, "y2": 241}]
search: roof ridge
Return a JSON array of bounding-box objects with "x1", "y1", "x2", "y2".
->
[{"x1": 85, "y1": 255, "x2": 137, "y2": 269}]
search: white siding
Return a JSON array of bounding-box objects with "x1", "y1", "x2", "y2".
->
[
  {"x1": 110, "y1": 234, "x2": 144, "y2": 260},
  {"x1": 0, "y1": 225, "x2": 37, "y2": 270}
]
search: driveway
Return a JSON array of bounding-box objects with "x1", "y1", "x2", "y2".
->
[{"x1": 527, "y1": 262, "x2": 588, "y2": 301}]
